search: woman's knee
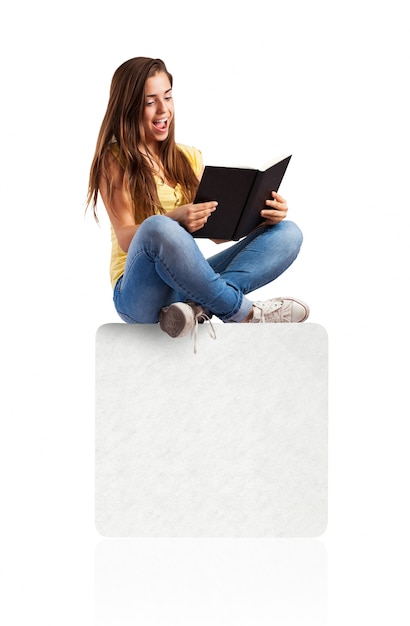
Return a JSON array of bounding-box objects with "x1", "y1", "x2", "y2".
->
[
  {"x1": 138, "y1": 214, "x2": 180, "y2": 239},
  {"x1": 278, "y1": 220, "x2": 303, "y2": 251},
  {"x1": 131, "y1": 214, "x2": 192, "y2": 260},
  {"x1": 132, "y1": 214, "x2": 184, "y2": 251}
]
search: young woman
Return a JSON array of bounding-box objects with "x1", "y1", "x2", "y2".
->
[{"x1": 87, "y1": 57, "x2": 309, "y2": 346}]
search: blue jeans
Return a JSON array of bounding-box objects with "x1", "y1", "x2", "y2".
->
[{"x1": 113, "y1": 215, "x2": 303, "y2": 324}]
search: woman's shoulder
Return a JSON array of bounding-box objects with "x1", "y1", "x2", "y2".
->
[
  {"x1": 176, "y1": 143, "x2": 203, "y2": 175},
  {"x1": 176, "y1": 143, "x2": 201, "y2": 157}
]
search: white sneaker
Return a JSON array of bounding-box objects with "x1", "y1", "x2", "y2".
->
[
  {"x1": 159, "y1": 302, "x2": 216, "y2": 352},
  {"x1": 249, "y1": 297, "x2": 309, "y2": 323}
]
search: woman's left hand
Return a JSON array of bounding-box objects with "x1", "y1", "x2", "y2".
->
[{"x1": 260, "y1": 191, "x2": 288, "y2": 225}]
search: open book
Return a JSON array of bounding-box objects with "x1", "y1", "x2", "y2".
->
[{"x1": 193, "y1": 154, "x2": 292, "y2": 241}]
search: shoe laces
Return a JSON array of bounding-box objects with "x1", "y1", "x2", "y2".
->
[
  {"x1": 191, "y1": 308, "x2": 216, "y2": 354},
  {"x1": 252, "y1": 299, "x2": 284, "y2": 322}
]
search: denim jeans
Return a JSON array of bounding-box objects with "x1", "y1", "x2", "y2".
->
[{"x1": 113, "y1": 215, "x2": 303, "y2": 324}]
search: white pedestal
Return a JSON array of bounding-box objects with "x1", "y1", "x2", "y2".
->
[{"x1": 95, "y1": 323, "x2": 328, "y2": 537}]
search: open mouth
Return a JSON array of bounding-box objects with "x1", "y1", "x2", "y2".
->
[{"x1": 153, "y1": 118, "x2": 168, "y2": 131}]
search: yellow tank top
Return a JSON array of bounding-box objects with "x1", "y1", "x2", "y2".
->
[{"x1": 108, "y1": 143, "x2": 203, "y2": 288}]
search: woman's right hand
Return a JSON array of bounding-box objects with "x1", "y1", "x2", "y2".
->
[{"x1": 169, "y1": 201, "x2": 218, "y2": 233}]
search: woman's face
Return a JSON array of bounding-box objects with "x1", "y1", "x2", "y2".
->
[{"x1": 142, "y1": 71, "x2": 174, "y2": 151}]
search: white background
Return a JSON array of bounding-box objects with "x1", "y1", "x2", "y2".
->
[{"x1": 1, "y1": 1, "x2": 409, "y2": 624}]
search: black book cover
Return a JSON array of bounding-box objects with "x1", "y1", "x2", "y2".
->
[{"x1": 193, "y1": 154, "x2": 292, "y2": 240}]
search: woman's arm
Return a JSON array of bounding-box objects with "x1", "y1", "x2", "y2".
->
[
  {"x1": 100, "y1": 154, "x2": 220, "y2": 249},
  {"x1": 99, "y1": 152, "x2": 140, "y2": 253},
  {"x1": 167, "y1": 201, "x2": 218, "y2": 233}
]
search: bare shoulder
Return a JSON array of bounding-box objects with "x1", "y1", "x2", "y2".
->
[
  {"x1": 99, "y1": 150, "x2": 134, "y2": 226},
  {"x1": 102, "y1": 149, "x2": 125, "y2": 188}
]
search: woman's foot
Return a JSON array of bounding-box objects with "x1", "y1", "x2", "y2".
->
[
  {"x1": 159, "y1": 302, "x2": 216, "y2": 353},
  {"x1": 246, "y1": 297, "x2": 309, "y2": 323},
  {"x1": 159, "y1": 302, "x2": 206, "y2": 338}
]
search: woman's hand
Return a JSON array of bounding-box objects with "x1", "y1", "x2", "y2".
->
[
  {"x1": 260, "y1": 191, "x2": 288, "y2": 225},
  {"x1": 169, "y1": 201, "x2": 218, "y2": 233}
]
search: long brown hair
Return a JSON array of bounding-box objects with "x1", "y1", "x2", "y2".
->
[{"x1": 87, "y1": 57, "x2": 199, "y2": 223}]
